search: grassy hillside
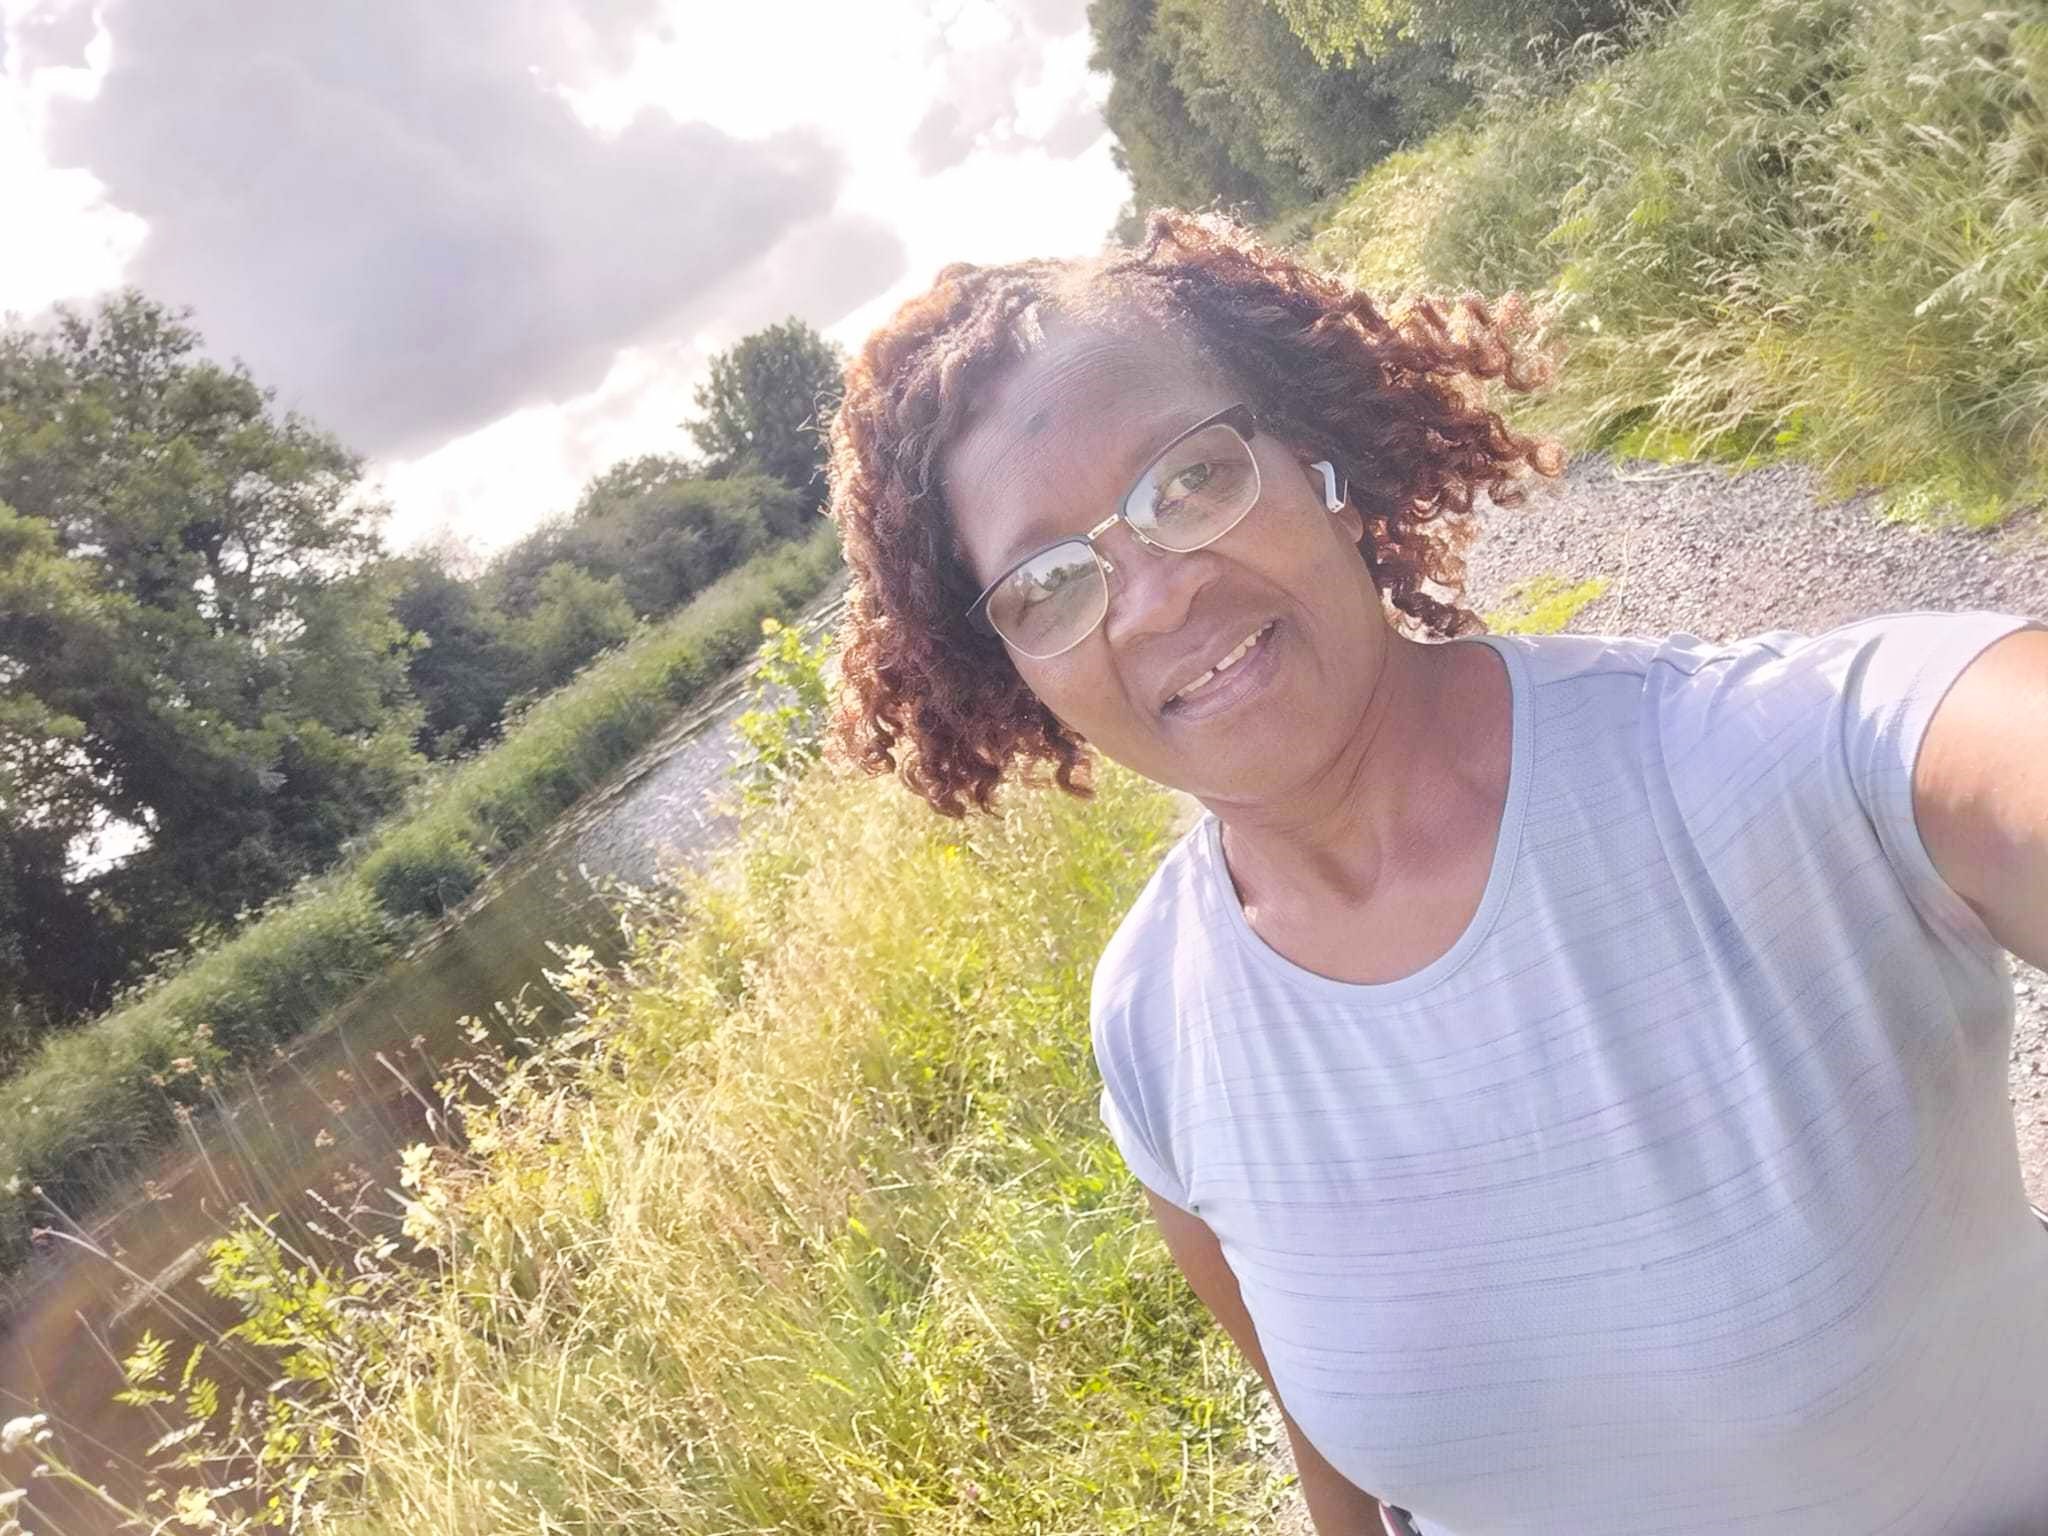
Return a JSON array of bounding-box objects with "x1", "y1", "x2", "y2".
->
[{"x1": 1307, "y1": 0, "x2": 2047, "y2": 525}]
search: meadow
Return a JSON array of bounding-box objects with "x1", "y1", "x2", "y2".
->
[{"x1": 13, "y1": 747, "x2": 1301, "y2": 1534}]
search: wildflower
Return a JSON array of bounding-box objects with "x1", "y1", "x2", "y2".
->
[
  {"x1": 1, "y1": 1414, "x2": 47, "y2": 1454},
  {"x1": 2, "y1": 1175, "x2": 18, "y2": 1197}
]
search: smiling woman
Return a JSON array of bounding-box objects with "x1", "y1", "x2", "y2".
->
[
  {"x1": 829, "y1": 211, "x2": 1558, "y2": 817},
  {"x1": 822, "y1": 210, "x2": 2048, "y2": 1535}
]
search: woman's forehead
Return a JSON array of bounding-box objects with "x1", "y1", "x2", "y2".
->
[{"x1": 944, "y1": 327, "x2": 1235, "y2": 572}]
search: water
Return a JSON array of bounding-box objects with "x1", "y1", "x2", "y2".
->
[{"x1": 0, "y1": 590, "x2": 843, "y2": 1532}]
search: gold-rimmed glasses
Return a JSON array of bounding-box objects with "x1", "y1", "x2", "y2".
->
[{"x1": 965, "y1": 403, "x2": 1261, "y2": 660}]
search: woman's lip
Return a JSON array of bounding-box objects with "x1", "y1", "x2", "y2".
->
[{"x1": 1160, "y1": 620, "x2": 1280, "y2": 721}]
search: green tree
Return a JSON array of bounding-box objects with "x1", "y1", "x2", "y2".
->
[
  {"x1": 0, "y1": 292, "x2": 422, "y2": 1021},
  {"x1": 0, "y1": 501, "x2": 123, "y2": 1046},
  {"x1": 1091, "y1": 0, "x2": 1293, "y2": 223},
  {"x1": 387, "y1": 553, "x2": 523, "y2": 758},
  {"x1": 1160, "y1": 0, "x2": 1466, "y2": 198},
  {"x1": 686, "y1": 319, "x2": 846, "y2": 513},
  {"x1": 604, "y1": 476, "x2": 784, "y2": 613},
  {"x1": 570, "y1": 452, "x2": 701, "y2": 526},
  {"x1": 485, "y1": 470, "x2": 795, "y2": 626},
  {"x1": 1089, "y1": 0, "x2": 1466, "y2": 231}
]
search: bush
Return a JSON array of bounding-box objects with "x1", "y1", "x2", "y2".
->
[{"x1": 360, "y1": 817, "x2": 490, "y2": 919}]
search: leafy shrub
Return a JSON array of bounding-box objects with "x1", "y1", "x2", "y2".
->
[
  {"x1": 730, "y1": 617, "x2": 835, "y2": 807},
  {"x1": 360, "y1": 817, "x2": 489, "y2": 919}
]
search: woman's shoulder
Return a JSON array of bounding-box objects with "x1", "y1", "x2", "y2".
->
[{"x1": 1090, "y1": 813, "x2": 1216, "y2": 1020}]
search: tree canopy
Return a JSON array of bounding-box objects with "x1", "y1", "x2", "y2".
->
[
  {"x1": 687, "y1": 318, "x2": 845, "y2": 515},
  {"x1": 1088, "y1": 0, "x2": 1467, "y2": 231},
  {"x1": 0, "y1": 292, "x2": 422, "y2": 1023}
]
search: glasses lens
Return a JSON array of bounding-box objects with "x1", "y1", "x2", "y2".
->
[
  {"x1": 985, "y1": 542, "x2": 1106, "y2": 657},
  {"x1": 1125, "y1": 423, "x2": 1260, "y2": 551}
]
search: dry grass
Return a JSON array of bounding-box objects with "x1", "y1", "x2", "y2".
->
[{"x1": 57, "y1": 763, "x2": 1302, "y2": 1534}]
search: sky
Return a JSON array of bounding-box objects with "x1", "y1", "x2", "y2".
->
[{"x1": 0, "y1": 0, "x2": 1130, "y2": 556}]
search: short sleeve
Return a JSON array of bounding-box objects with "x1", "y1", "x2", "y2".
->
[
  {"x1": 1096, "y1": 1080, "x2": 1190, "y2": 1210},
  {"x1": 1090, "y1": 957, "x2": 1193, "y2": 1211},
  {"x1": 1827, "y1": 609, "x2": 2044, "y2": 949}
]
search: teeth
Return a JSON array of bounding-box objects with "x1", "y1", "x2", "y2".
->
[{"x1": 1171, "y1": 624, "x2": 1268, "y2": 704}]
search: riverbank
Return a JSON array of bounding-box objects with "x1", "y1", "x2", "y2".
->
[{"x1": 0, "y1": 529, "x2": 843, "y2": 1279}]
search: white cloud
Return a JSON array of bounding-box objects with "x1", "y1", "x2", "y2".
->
[{"x1": 0, "y1": 3, "x2": 143, "y2": 317}]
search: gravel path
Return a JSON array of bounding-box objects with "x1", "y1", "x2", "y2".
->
[{"x1": 1461, "y1": 454, "x2": 2048, "y2": 1205}]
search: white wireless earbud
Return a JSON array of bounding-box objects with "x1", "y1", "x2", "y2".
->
[{"x1": 1309, "y1": 459, "x2": 1347, "y2": 513}]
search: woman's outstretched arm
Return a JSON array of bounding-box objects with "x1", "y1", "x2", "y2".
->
[{"x1": 1915, "y1": 626, "x2": 2048, "y2": 969}]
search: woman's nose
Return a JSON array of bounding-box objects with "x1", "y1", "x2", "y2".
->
[{"x1": 1098, "y1": 524, "x2": 1208, "y2": 646}]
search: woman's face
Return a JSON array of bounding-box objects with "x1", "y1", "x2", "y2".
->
[{"x1": 944, "y1": 323, "x2": 1389, "y2": 804}]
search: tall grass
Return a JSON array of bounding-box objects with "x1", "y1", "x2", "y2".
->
[
  {"x1": 0, "y1": 530, "x2": 843, "y2": 1278},
  {"x1": 42, "y1": 763, "x2": 1296, "y2": 1534},
  {"x1": 1311, "y1": 0, "x2": 2048, "y2": 523}
]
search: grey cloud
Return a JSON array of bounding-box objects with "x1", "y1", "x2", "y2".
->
[
  {"x1": 909, "y1": 101, "x2": 978, "y2": 175},
  {"x1": 41, "y1": 0, "x2": 902, "y2": 458},
  {"x1": 908, "y1": 0, "x2": 1107, "y2": 176},
  {"x1": 1040, "y1": 98, "x2": 1107, "y2": 159}
]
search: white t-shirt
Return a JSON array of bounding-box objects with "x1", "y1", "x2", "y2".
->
[{"x1": 1092, "y1": 611, "x2": 2048, "y2": 1535}]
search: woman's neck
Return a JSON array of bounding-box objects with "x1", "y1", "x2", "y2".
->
[{"x1": 1204, "y1": 634, "x2": 1511, "y2": 917}]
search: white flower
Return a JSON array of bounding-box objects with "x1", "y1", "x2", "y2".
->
[
  {"x1": 2, "y1": 1175, "x2": 19, "y2": 1197},
  {"x1": 0, "y1": 1413, "x2": 46, "y2": 1453},
  {"x1": 0, "y1": 1488, "x2": 24, "y2": 1511}
]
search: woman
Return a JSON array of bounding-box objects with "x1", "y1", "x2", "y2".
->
[{"x1": 824, "y1": 211, "x2": 2048, "y2": 1535}]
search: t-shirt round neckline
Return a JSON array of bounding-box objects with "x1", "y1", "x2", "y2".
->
[{"x1": 1194, "y1": 632, "x2": 1533, "y2": 1003}]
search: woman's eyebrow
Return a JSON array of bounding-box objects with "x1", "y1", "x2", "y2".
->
[{"x1": 982, "y1": 405, "x2": 1211, "y2": 576}]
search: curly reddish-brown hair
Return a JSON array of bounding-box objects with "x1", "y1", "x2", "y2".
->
[{"x1": 826, "y1": 209, "x2": 1562, "y2": 817}]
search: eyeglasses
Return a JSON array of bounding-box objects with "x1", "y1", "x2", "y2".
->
[{"x1": 965, "y1": 403, "x2": 1262, "y2": 660}]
